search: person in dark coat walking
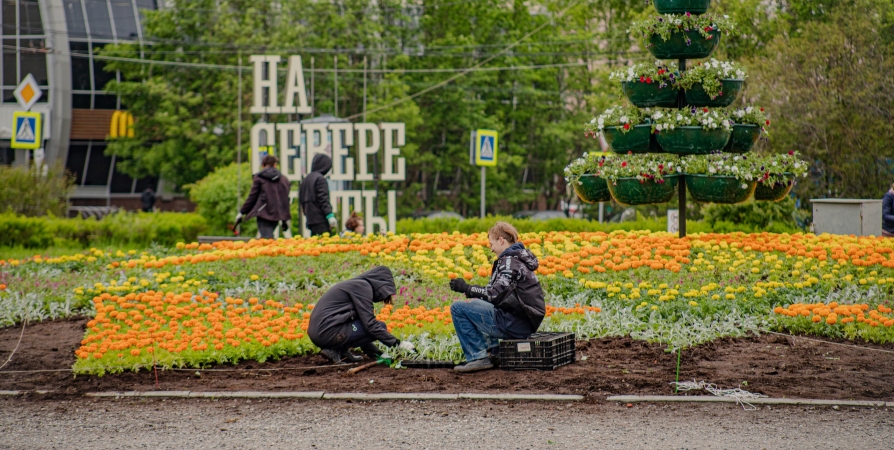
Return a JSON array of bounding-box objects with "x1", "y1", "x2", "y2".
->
[
  {"x1": 448, "y1": 222, "x2": 545, "y2": 373},
  {"x1": 140, "y1": 188, "x2": 156, "y2": 212},
  {"x1": 883, "y1": 182, "x2": 894, "y2": 238},
  {"x1": 308, "y1": 266, "x2": 416, "y2": 364},
  {"x1": 237, "y1": 155, "x2": 292, "y2": 239},
  {"x1": 299, "y1": 154, "x2": 337, "y2": 236}
]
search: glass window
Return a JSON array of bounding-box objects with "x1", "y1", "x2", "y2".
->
[
  {"x1": 93, "y1": 93, "x2": 116, "y2": 109},
  {"x1": 2, "y1": 88, "x2": 13, "y2": 102},
  {"x1": 19, "y1": 0, "x2": 42, "y2": 35},
  {"x1": 2, "y1": 39, "x2": 16, "y2": 86},
  {"x1": 20, "y1": 39, "x2": 47, "y2": 85},
  {"x1": 92, "y1": 43, "x2": 115, "y2": 91},
  {"x1": 110, "y1": 0, "x2": 138, "y2": 40},
  {"x1": 63, "y1": 0, "x2": 88, "y2": 38},
  {"x1": 84, "y1": 143, "x2": 112, "y2": 185},
  {"x1": 2, "y1": 0, "x2": 16, "y2": 35},
  {"x1": 72, "y1": 93, "x2": 90, "y2": 108},
  {"x1": 134, "y1": 176, "x2": 158, "y2": 193},
  {"x1": 65, "y1": 144, "x2": 89, "y2": 184},
  {"x1": 84, "y1": 0, "x2": 114, "y2": 39},
  {"x1": 70, "y1": 41, "x2": 90, "y2": 90},
  {"x1": 110, "y1": 164, "x2": 134, "y2": 193},
  {"x1": 0, "y1": 144, "x2": 13, "y2": 165}
]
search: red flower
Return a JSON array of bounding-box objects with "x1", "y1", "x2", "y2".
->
[
  {"x1": 645, "y1": 76, "x2": 652, "y2": 83},
  {"x1": 623, "y1": 123, "x2": 631, "y2": 130},
  {"x1": 621, "y1": 161, "x2": 628, "y2": 167},
  {"x1": 759, "y1": 107, "x2": 764, "y2": 112},
  {"x1": 704, "y1": 26, "x2": 712, "y2": 32},
  {"x1": 765, "y1": 120, "x2": 770, "y2": 125},
  {"x1": 703, "y1": 108, "x2": 709, "y2": 113},
  {"x1": 658, "y1": 164, "x2": 664, "y2": 170},
  {"x1": 788, "y1": 150, "x2": 794, "y2": 156},
  {"x1": 639, "y1": 76, "x2": 646, "y2": 83},
  {"x1": 657, "y1": 69, "x2": 665, "y2": 75}
]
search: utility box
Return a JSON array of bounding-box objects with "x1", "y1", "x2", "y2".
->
[{"x1": 810, "y1": 199, "x2": 883, "y2": 236}]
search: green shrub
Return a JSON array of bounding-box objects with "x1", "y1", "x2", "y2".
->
[
  {"x1": 701, "y1": 198, "x2": 802, "y2": 232},
  {"x1": 0, "y1": 164, "x2": 74, "y2": 217},
  {"x1": 187, "y1": 162, "x2": 257, "y2": 236},
  {"x1": 0, "y1": 213, "x2": 54, "y2": 248}
]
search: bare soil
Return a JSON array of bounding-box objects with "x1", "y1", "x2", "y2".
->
[{"x1": 2, "y1": 318, "x2": 893, "y2": 402}]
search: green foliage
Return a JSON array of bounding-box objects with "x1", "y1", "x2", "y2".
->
[
  {"x1": 0, "y1": 165, "x2": 73, "y2": 217},
  {"x1": 0, "y1": 212, "x2": 207, "y2": 250},
  {"x1": 701, "y1": 197, "x2": 801, "y2": 231},
  {"x1": 186, "y1": 162, "x2": 258, "y2": 236}
]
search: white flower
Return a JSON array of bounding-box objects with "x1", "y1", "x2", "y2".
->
[
  {"x1": 676, "y1": 114, "x2": 683, "y2": 121},
  {"x1": 745, "y1": 106, "x2": 753, "y2": 113},
  {"x1": 741, "y1": 184, "x2": 748, "y2": 189},
  {"x1": 736, "y1": 110, "x2": 745, "y2": 118},
  {"x1": 619, "y1": 115, "x2": 629, "y2": 124},
  {"x1": 590, "y1": 118, "x2": 596, "y2": 124},
  {"x1": 669, "y1": 124, "x2": 675, "y2": 130},
  {"x1": 653, "y1": 111, "x2": 664, "y2": 120}
]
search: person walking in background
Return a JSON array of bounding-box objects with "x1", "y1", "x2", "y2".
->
[
  {"x1": 299, "y1": 154, "x2": 337, "y2": 236},
  {"x1": 140, "y1": 188, "x2": 156, "y2": 212},
  {"x1": 237, "y1": 155, "x2": 292, "y2": 239},
  {"x1": 884, "y1": 182, "x2": 894, "y2": 238}
]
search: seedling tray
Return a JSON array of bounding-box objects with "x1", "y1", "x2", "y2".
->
[
  {"x1": 401, "y1": 359, "x2": 457, "y2": 369},
  {"x1": 499, "y1": 332, "x2": 576, "y2": 371}
]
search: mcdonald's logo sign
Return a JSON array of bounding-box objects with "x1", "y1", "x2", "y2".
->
[{"x1": 109, "y1": 110, "x2": 134, "y2": 138}]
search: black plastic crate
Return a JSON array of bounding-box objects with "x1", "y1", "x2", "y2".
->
[{"x1": 499, "y1": 332, "x2": 576, "y2": 371}]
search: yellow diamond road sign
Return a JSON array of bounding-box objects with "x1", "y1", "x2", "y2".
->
[{"x1": 14, "y1": 74, "x2": 42, "y2": 111}]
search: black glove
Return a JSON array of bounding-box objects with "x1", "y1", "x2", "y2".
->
[{"x1": 449, "y1": 278, "x2": 470, "y2": 295}]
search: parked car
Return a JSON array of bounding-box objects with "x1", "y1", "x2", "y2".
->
[
  {"x1": 411, "y1": 211, "x2": 465, "y2": 221},
  {"x1": 512, "y1": 210, "x2": 569, "y2": 221}
]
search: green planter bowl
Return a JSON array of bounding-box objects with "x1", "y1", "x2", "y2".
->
[
  {"x1": 754, "y1": 173, "x2": 795, "y2": 202},
  {"x1": 654, "y1": 0, "x2": 711, "y2": 14},
  {"x1": 608, "y1": 175, "x2": 679, "y2": 205},
  {"x1": 604, "y1": 124, "x2": 654, "y2": 154},
  {"x1": 574, "y1": 174, "x2": 612, "y2": 203},
  {"x1": 621, "y1": 81, "x2": 679, "y2": 108},
  {"x1": 723, "y1": 123, "x2": 761, "y2": 154},
  {"x1": 648, "y1": 30, "x2": 720, "y2": 59},
  {"x1": 685, "y1": 174, "x2": 757, "y2": 204},
  {"x1": 684, "y1": 79, "x2": 744, "y2": 107},
  {"x1": 655, "y1": 126, "x2": 731, "y2": 155}
]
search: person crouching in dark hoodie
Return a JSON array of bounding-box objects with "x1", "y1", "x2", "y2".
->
[
  {"x1": 308, "y1": 266, "x2": 416, "y2": 364},
  {"x1": 237, "y1": 155, "x2": 292, "y2": 239},
  {"x1": 299, "y1": 154, "x2": 338, "y2": 236},
  {"x1": 448, "y1": 222, "x2": 545, "y2": 373}
]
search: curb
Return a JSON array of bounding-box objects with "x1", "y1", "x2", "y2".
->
[
  {"x1": 607, "y1": 395, "x2": 891, "y2": 408},
  {"x1": 78, "y1": 391, "x2": 583, "y2": 401}
]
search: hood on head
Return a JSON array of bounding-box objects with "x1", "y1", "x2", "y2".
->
[
  {"x1": 257, "y1": 166, "x2": 282, "y2": 181},
  {"x1": 358, "y1": 266, "x2": 396, "y2": 302},
  {"x1": 501, "y1": 242, "x2": 539, "y2": 271},
  {"x1": 311, "y1": 154, "x2": 332, "y2": 175}
]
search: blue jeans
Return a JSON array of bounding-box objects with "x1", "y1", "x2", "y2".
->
[{"x1": 450, "y1": 299, "x2": 507, "y2": 361}]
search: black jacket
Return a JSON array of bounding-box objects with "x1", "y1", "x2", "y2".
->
[
  {"x1": 140, "y1": 190, "x2": 155, "y2": 212},
  {"x1": 465, "y1": 242, "x2": 546, "y2": 339},
  {"x1": 299, "y1": 154, "x2": 333, "y2": 226},
  {"x1": 884, "y1": 190, "x2": 894, "y2": 234},
  {"x1": 240, "y1": 166, "x2": 292, "y2": 222},
  {"x1": 307, "y1": 266, "x2": 400, "y2": 349}
]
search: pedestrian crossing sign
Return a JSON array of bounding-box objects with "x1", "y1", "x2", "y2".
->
[
  {"x1": 474, "y1": 129, "x2": 498, "y2": 167},
  {"x1": 11, "y1": 111, "x2": 41, "y2": 149}
]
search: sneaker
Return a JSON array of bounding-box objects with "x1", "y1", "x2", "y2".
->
[
  {"x1": 320, "y1": 348, "x2": 350, "y2": 365},
  {"x1": 453, "y1": 357, "x2": 494, "y2": 373},
  {"x1": 340, "y1": 349, "x2": 363, "y2": 363}
]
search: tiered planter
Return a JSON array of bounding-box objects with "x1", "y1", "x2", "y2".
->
[
  {"x1": 754, "y1": 173, "x2": 795, "y2": 201},
  {"x1": 654, "y1": 0, "x2": 711, "y2": 14},
  {"x1": 603, "y1": 124, "x2": 655, "y2": 154},
  {"x1": 573, "y1": 174, "x2": 612, "y2": 203},
  {"x1": 621, "y1": 82, "x2": 678, "y2": 108},
  {"x1": 608, "y1": 175, "x2": 679, "y2": 205},
  {"x1": 649, "y1": 30, "x2": 720, "y2": 59},
  {"x1": 655, "y1": 126, "x2": 731, "y2": 155},
  {"x1": 685, "y1": 175, "x2": 757, "y2": 204},
  {"x1": 684, "y1": 79, "x2": 744, "y2": 107},
  {"x1": 723, "y1": 124, "x2": 761, "y2": 153}
]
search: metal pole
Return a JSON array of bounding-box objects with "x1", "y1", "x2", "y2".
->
[
  {"x1": 237, "y1": 53, "x2": 243, "y2": 209},
  {"x1": 480, "y1": 166, "x2": 486, "y2": 218},
  {"x1": 362, "y1": 57, "x2": 367, "y2": 193},
  {"x1": 599, "y1": 202, "x2": 604, "y2": 223},
  {"x1": 334, "y1": 56, "x2": 338, "y2": 117},
  {"x1": 311, "y1": 57, "x2": 315, "y2": 115},
  {"x1": 677, "y1": 58, "x2": 687, "y2": 238}
]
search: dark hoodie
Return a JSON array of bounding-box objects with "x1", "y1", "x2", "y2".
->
[
  {"x1": 240, "y1": 166, "x2": 292, "y2": 222},
  {"x1": 465, "y1": 242, "x2": 546, "y2": 339},
  {"x1": 307, "y1": 266, "x2": 400, "y2": 350},
  {"x1": 884, "y1": 189, "x2": 894, "y2": 234},
  {"x1": 299, "y1": 154, "x2": 333, "y2": 226}
]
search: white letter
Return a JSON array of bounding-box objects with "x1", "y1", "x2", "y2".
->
[
  {"x1": 284, "y1": 56, "x2": 312, "y2": 114},
  {"x1": 277, "y1": 123, "x2": 302, "y2": 181},
  {"x1": 380, "y1": 123, "x2": 406, "y2": 181},
  {"x1": 329, "y1": 123, "x2": 354, "y2": 181},
  {"x1": 363, "y1": 191, "x2": 387, "y2": 234},
  {"x1": 355, "y1": 123, "x2": 379, "y2": 181},
  {"x1": 303, "y1": 123, "x2": 330, "y2": 174},
  {"x1": 387, "y1": 190, "x2": 397, "y2": 234},
  {"x1": 250, "y1": 122, "x2": 275, "y2": 174},
  {"x1": 249, "y1": 55, "x2": 281, "y2": 114}
]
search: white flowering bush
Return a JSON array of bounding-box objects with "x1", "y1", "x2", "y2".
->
[
  {"x1": 729, "y1": 105, "x2": 771, "y2": 138},
  {"x1": 600, "y1": 153, "x2": 682, "y2": 184},
  {"x1": 754, "y1": 151, "x2": 809, "y2": 186},
  {"x1": 650, "y1": 106, "x2": 733, "y2": 133},
  {"x1": 629, "y1": 13, "x2": 736, "y2": 42},
  {"x1": 609, "y1": 60, "x2": 679, "y2": 89},
  {"x1": 677, "y1": 59, "x2": 747, "y2": 99},
  {"x1": 681, "y1": 153, "x2": 766, "y2": 186},
  {"x1": 584, "y1": 105, "x2": 650, "y2": 137}
]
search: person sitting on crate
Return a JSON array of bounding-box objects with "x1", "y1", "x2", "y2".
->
[
  {"x1": 448, "y1": 221, "x2": 546, "y2": 373},
  {"x1": 308, "y1": 266, "x2": 416, "y2": 364}
]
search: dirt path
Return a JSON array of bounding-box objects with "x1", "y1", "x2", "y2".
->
[
  {"x1": 3, "y1": 319, "x2": 894, "y2": 401},
  {"x1": 2, "y1": 397, "x2": 893, "y2": 449}
]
